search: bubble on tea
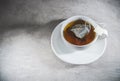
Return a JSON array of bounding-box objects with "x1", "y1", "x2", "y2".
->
[{"x1": 70, "y1": 22, "x2": 91, "y2": 39}]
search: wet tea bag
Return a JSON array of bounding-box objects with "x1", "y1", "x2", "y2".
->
[{"x1": 71, "y1": 23, "x2": 91, "y2": 39}]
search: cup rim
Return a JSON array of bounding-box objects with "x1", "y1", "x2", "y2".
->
[{"x1": 61, "y1": 15, "x2": 99, "y2": 47}]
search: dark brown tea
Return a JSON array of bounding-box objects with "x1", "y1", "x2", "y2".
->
[{"x1": 63, "y1": 19, "x2": 96, "y2": 45}]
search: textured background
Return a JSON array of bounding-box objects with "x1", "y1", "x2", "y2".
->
[{"x1": 0, "y1": 0, "x2": 120, "y2": 81}]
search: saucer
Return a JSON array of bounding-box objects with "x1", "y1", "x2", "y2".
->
[{"x1": 51, "y1": 22, "x2": 107, "y2": 64}]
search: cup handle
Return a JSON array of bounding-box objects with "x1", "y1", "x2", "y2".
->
[{"x1": 94, "y1": 23, "x2": 108, "y2": 39}]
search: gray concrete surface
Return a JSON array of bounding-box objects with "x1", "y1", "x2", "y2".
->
[{"x1": 0, "y1": 0, "x2": 120, "y2": 81}]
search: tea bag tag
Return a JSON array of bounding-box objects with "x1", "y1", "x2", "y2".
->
[
  {"x1": 94, "y1": 25, "x2": 108, "y2": 39},
  {"x1": 71, "y1": 24, "x2": 91, "y2": 39}
]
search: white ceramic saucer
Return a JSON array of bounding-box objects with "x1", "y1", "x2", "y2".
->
[{"x1": 51, "y1": 22, "x2": 107, "y2": 64}]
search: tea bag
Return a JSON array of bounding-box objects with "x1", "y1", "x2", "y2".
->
[{"x1": 71, "y1": 23, "x2": 91, "y2": 39}]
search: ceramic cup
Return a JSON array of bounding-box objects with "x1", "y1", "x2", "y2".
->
[{"x1": 61, "y1": 15, "x2": 108, "y2": 47}]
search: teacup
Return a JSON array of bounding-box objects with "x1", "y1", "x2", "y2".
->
[{"x1": 61, "y1": 15, "x2": 108, "y2": 47}]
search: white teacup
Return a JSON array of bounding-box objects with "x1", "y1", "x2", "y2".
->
[{"x1": 61, "y1": 15, "x2": 108, "y2": 47}]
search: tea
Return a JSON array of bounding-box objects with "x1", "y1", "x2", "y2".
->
[{"x1": 63, "y1": 19, "x2": 96, "y2": 45}]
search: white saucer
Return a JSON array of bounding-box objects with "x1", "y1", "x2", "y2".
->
[{"x1": 51, "y1": 22, "x2": 107, "y2": 64}]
